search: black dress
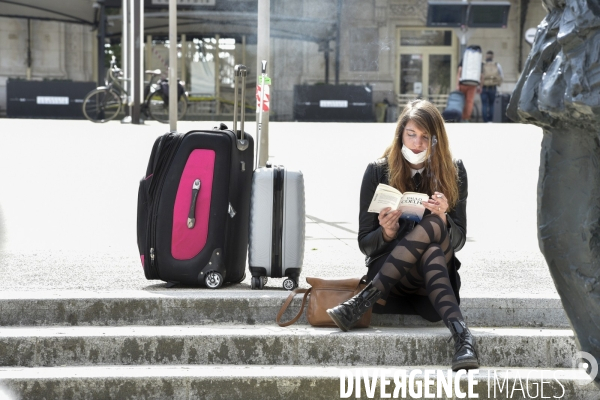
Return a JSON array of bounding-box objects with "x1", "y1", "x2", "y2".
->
[{"x1": 358, "y1": 158, "x2": 468, "y2": 322}]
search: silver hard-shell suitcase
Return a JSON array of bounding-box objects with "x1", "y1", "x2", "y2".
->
[{"x1": 248, "y1": 164, "x2": 305, "y2": 290}]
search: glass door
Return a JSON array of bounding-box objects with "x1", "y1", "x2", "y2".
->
[
  {"x1": 397, "y1": 29, "x2": 457, "y2": 110},
  {"x1": 428, "y1": 54, "x2": 452, "y2": 95},
  {"x1": 400, "y1": 54, "x2": 423, "y2": 96}
]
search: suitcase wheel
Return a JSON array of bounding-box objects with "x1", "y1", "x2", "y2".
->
[
  {"x1": 283, "y1": 278, "x2": 297, "y2": 291},
  {"x1": 205, "y1": 271, "x2": 223, "y2": 289},
  {"x1": 251, "y1": 276, "x2": 265, "y2": 290},
  {"x1": 251, "y1": 276, "x2": 268, "y2": 290}
]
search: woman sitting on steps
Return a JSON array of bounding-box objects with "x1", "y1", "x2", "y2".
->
[{"x1": 327, "y1": 99, "x2": 478, "y2": 371}]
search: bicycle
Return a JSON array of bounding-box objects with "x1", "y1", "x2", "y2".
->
[{"x1": 82, "y1": 57, "x2": 188, "y2": 123}]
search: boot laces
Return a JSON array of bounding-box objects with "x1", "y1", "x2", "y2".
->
[
  {"x1": 447, "y1": 330, "x2": 468, "y2": 343},
  {"x1": 342, "y1": 295, "x2": 364, "y2": 310}
]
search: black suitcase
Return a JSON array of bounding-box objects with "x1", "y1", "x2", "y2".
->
[
  {"x1": 442, "y1": 91, "x2": 465, "y2": 122},
  {"x1": 493, "y1": 93, "x2": 512, "y2": 123},
  {"x1": 137, "y1": 65, "x2": 253, "y2": 288}
]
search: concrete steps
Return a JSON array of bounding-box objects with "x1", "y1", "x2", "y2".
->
[
  {"x1": 0, "y1": 365, "x2": 597, "y2": 400},
  {"x1": 0, "y1": 290, "x2": 568, "y2": 327},
  {"x1": 0, "y1": 291, "x2": 597, "y2": 399},
  {"x1": 0, "y1": 326, "x2": 576, "y2": 368}
]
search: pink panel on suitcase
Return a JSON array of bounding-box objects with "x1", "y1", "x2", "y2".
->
[{"x1": 171, "y1": 149, "x2": 215, "y2": 260}]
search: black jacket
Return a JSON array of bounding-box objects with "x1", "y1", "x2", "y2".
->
[{"x1": 358, "y1": 158, "x2": 468, "y2": 320}]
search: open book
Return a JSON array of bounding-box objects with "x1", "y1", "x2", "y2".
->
[{"x1": 368, "y1": 183, "x2": 430, "y2": 222}]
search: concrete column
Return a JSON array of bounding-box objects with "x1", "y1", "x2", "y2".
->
[
  {"x1": 324, "y1": 46, "x2": 329, "y2": 84},
  {"x1": 181, "y1": 34, "x2": 187, "y2": 91},
  {"x1": 256, "y1": 0, "x2": 270, "y2": 166},
  {"x1": 242, "y1": 35, "x2": 246, "y2": 67},
  {"x1": 121, "y1": 0, "x2": 130, "y2": 119},
  {"x1": 132, "y1": 0, "x2": 143, "y2": 124},
  {"x1": 92, "y1": 31, "x2": 98, "y2": 84},
  {"x1": 122, "y1": 1, "x2": 128, "y2": 94},
  {"x1": 139, "y1": 0, "x2": 144, "y2": 103},
  {"x1": 97, "y1": 0, "x2": 106, "y2": 87},
  {"x1": 215, "y1": 34, "x2": 220, "y2": 115},
  {"x1": 129, "y1": 0, "x2": 135, "y2": 104},
  {"x1": 26, "y1": 19, "x2": 32, "y2": 80},
  {"x1": 168, "y1": 0, "x2": 177, "y2": 131},
  {"x1": 335, "y1": 0, "x2": 341, "y2": 85}
]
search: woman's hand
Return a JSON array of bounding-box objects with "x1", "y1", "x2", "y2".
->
[
  {"x1": 378, "y1": 207, "x2": 402, "y2": 242},
  {"x1": 422, "y1": 191, "x2": 448, "y2": 224}
]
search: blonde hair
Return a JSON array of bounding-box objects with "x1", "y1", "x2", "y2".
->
[{"x1": 383, "y1": 100, "x2": 459, "y2": 209}]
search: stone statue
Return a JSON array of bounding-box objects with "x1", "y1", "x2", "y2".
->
[{"x1": 507, "y1": 0, "x2": 600, "y2": 388}]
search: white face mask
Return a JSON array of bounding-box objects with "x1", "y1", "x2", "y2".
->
[{"x1": 401, "y1": 145, "x2": 428, "y2": 165}]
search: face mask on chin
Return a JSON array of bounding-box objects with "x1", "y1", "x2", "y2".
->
[{"x1": 401, "y1": 145, "x2": 428, "y2": 165}]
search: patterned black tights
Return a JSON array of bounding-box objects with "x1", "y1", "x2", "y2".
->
[{"x1": 372, "y1": 214, "x2": 463, "y2": 325}]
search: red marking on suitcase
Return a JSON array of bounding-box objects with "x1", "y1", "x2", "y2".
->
[
  {"x1": 140, "y1": 255, "x2": 145, "y2": 267},
  {"x1": 172, "y1": 149, "x2": 215, "y2": 260}
]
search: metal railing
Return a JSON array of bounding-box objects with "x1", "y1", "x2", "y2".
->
[{"x1": 396, "y1": 93, "x2": 449, "y2": 113}]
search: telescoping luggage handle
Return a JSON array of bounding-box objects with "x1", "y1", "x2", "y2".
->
[{"x1": 233, "y1": 65, "x2": 249, "y2": 151}]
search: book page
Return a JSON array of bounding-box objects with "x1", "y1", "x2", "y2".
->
[
  {"x1": 367, "y1": 184, "x2": 402, "y2": 213},
  {"x1": 374, "y1": 183, "x2": 400, "y2": 194}
]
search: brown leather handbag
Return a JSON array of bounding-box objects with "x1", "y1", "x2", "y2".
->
[{"x1": 276, "y1": 276, "x2": 372, "y2": 328}]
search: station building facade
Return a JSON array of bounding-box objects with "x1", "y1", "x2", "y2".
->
[{"x1": 0, "y1": 0, "x2": 548, "y2": 121}]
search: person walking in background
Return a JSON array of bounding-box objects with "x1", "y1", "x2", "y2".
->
[
  {"x1": 481, "y1": 51, "x2": 504, "y2": 122},
  {"x1": 456, "y1": 45, "x2": 483, "y2": 122}
]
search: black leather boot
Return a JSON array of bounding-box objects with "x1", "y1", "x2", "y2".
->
[
  {"x1": 447, "y1": 319, "x2": 480, "y2": 371},
  {"x1": 326, "y1": 282, "x2": 382, "y2": 332}
]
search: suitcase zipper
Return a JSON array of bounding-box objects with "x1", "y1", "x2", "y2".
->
[
  {"x1": 271, "y1": 166, "x2": 284, "y2": 277},
  {"x1": 148, "y1": 132, "x2": 186, "y2": 273},
  {"x1": 142, "y1": 135, "x2": 165, "y2": 278}
]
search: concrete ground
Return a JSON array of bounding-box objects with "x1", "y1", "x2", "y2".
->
[{"x1": 0, "y1": 118, "x2": 556, "y2": 298}]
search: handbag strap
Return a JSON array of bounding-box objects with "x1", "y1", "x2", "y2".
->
[{"x1": 276, "y1": 288, "x2": 311, "y2": 327}]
